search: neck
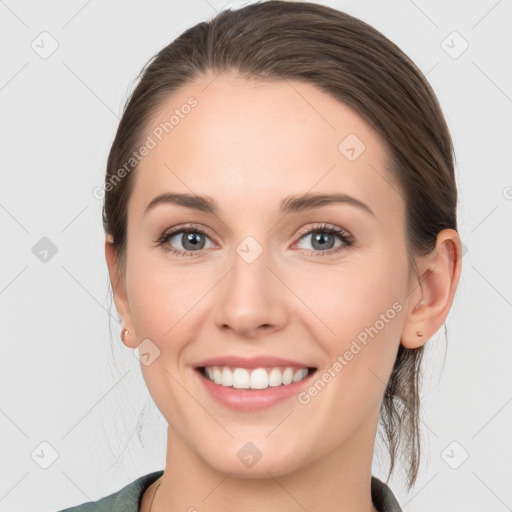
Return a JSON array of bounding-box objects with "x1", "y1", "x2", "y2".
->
[{"x1": 147, "y1": 410, "x2": 381, "y2": 512}]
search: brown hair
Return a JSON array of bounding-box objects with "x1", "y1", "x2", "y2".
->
[{"x1": 103, "y1": 0, "x2": 457, "y2": 490}]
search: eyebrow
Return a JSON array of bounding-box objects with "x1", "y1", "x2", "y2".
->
[{"x1": 144, "y1": 192, "x2": 375, "y2": 217}]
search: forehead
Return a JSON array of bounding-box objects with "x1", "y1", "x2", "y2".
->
[{"x1": 129, "y1": 73, "x2": 403, "y2": 221}]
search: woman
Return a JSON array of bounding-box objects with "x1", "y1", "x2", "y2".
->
[{"x1": 58, "y1": 1, "x2": 462, "y2": 511}]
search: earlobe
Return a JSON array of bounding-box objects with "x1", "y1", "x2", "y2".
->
[
  {"x1": 105, "y1": 235, "x2": 137, "y2": 348},
  {"x1": 401, "y1": 229, "x2": 462, "y2": 349}
]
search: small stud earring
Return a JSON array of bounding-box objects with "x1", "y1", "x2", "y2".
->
[
  {"x1": 416, "y1": 330, "x2": 424, "y2": 337},
  {"x1": 121, "y1": 328, "x2": 129, "y2": 342}
]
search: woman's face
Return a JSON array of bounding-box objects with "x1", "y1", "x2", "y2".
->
[{"x1": 114, "y1": 72, "x2": 415, "y2": 476}]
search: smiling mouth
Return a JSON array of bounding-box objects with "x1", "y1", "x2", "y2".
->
[{"x1": 196, "y1": 366, "x2": 317, "y2": 390}]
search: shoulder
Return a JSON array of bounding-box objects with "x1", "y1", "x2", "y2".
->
[
  {"x1": 55, "y1": 470, "x2": 164, "y2": 512},
  {"x1": 55, "y1": 471, "x2": 399, "y2": 512},
  {"x1": 371, "y1": 476, "x2": 403, "y2": 512}
]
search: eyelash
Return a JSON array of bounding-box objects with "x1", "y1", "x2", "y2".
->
[{"x1": 156, "y1": 223, "x2": 354, "y2": 258}]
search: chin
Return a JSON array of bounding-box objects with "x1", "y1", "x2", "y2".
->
[{"x1": 200, "y1": 444, "x2": 305, "y2": 479}]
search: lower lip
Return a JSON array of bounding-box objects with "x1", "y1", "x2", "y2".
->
[{"x1": 195, "y1": 368, "x2": 317, "y2": 411}]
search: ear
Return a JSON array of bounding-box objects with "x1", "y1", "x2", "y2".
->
[
  {"x1": 105, "y1": 234, "x2": 137, "y2": 348},
  {"x1": 401, "y1": 228, "x2": 463, "y2": 349}
]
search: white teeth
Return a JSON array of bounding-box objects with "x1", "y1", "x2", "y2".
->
[
  {"x1": 222, "y1": 367, "x2": 232, "y2": 386},
  {"x1": 203, "y1": 366, "x2": 310, "y2": 389},
  {"x1": 292, "y1": 368, "x2": 305, "y2": 383},
  {"x1": 268, "y1": 368, "x2": 282, "y2": 387},
  {"x1": 249, "y1": 368, "x2": 268, "y2": 389},
  {"x1": 233, "y1": 368, "x2": 250, "y2": 389},
  {"x1": 282, "y1": 367, "x2": 294, "y2": 385}
]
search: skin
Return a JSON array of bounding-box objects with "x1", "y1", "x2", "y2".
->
[{"x1": 105, "y1": 71, "x2": 462, "y2": 512}]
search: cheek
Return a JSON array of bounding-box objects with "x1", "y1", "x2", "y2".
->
[
  {"x1": 291, "y1": 270, "x2": 407, "y2": 446},
  {"x1": 124, "y1": 254, "x2": 203, "y2": 422},
  {"x1": 125, "y1": 250, "x2": 203, "y2": 339},
  {"x1": 294, "y1": 249, "x2": 408, "y2": 395},
  {"x1": 294, "y1": 252, "x2": 407, "y2": 341}
]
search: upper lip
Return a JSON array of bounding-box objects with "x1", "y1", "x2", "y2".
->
[{"x1": 194, "y1": 355, "x2": 316, "y2": 370}]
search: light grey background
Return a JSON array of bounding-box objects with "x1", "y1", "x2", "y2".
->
[{"x1": 1, "y1": 1, "x2": 511, "y2": 511}]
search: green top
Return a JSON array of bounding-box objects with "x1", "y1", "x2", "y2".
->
[{"x1": 56, "y1": 470, "x2": 403, "y2": 512}]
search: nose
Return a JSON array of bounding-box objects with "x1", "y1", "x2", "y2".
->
[{"x1": 213, "y1": 245, "x2": 288, "y2": 339}]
